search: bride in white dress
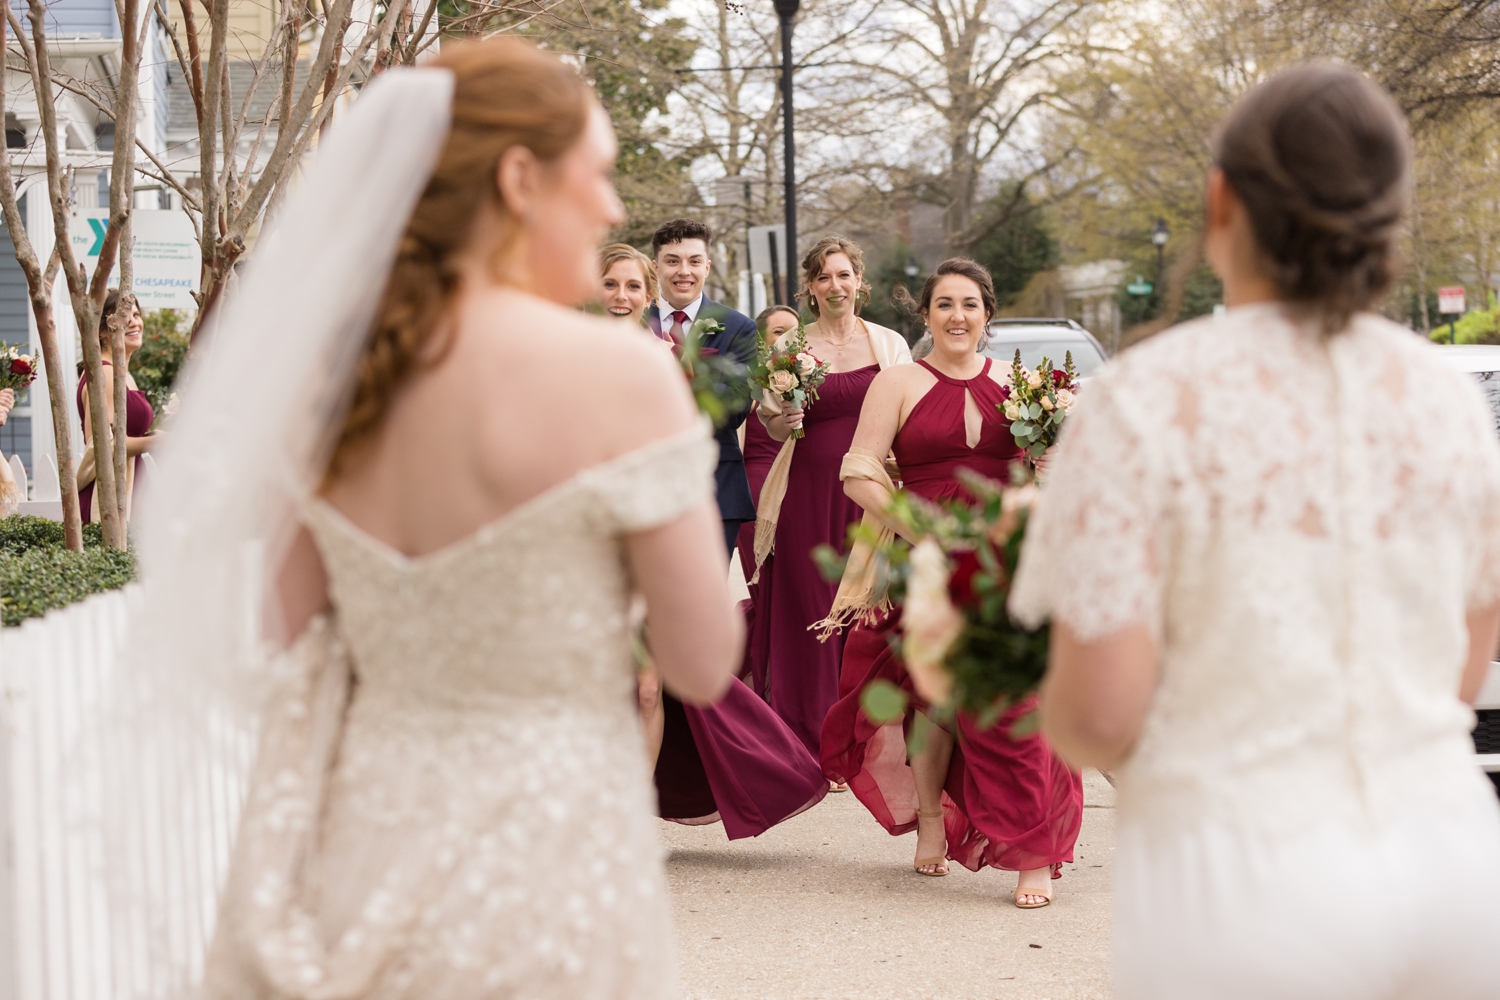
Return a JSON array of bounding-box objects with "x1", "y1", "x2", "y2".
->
[
  {"x1": 1011, "y1": 65, "x2": 1500, "y2": 998},
  {"x1": 129, "y1": 39, "x2": 739, "y2": 999}
]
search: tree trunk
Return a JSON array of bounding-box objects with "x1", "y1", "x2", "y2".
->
[{"x1": 27, "y1": 285, "x2": 83, "y2": 548}]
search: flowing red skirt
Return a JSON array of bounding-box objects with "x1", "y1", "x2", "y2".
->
[
  {"x1": 655, "y1": 678, "x2": 828, "y2": 840},
  {"x1": 819, "y1": 610, "x2": 1084, "y2": 874}
]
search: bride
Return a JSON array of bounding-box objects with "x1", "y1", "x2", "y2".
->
[
  {"x1": 1011, "y1": 64, "x2": 1500, "y2": 998},
  {"x1": 132, "y1": 39, "x2": 739, "y2": 999}
]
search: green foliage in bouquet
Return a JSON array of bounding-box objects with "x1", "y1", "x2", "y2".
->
[
  {"x1": 814, "y1": 469, "x2": 1048, "y2": 738},
  {"x1": 0, "y1": 515, "x2": 133, "y2": 626},
  {"x1": 1002, "y1": 348, "x2": 1079, "y2": 459},
  {"x1": 678, "y1": 317, "x2": 751, "y2": 428}
]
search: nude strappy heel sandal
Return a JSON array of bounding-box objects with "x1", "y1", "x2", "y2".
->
[
  {"x1": 913, "y1": 809, "x2": 949, "y2": 877},
  {"x1": 1014, "y1": 879, "x2": 1053, "y2": 909}
]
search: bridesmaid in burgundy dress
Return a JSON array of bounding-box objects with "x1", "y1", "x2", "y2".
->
[
  {"x1": 594, "y1": 255, "x2": 828, "y2": 839},
  {"x1": 748, "y1": 238, "x2": 911, "y2": 771},
  {"x1": 76, "y1": 290, "x2": 158, "y2": 522},
  {"x1": 737, "y1": 305, "x2": 800, "y2": 696},
  {"x1": 820, "y1": 258, "x2": 1083, "y2": 908}
]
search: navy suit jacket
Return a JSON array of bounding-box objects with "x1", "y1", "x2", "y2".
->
[{"x1": 645, "y1": 297, "x2": 757, "y2": 523}]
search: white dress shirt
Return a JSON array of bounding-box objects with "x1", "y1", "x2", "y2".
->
[{"x1": 656, "y1": 293, "x2": 704, "y2": 338}]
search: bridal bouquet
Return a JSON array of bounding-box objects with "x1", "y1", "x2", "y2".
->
[
  {"x1": 749, "y1": 325, "x2": 830, "y2": 439},
  {"x1": 1001, "y1": 349, "x2": 1079, "y2": 459},
  {"x1": 837, "y1": 470, "x2": 1049, "y2": 736},
  {"x1": 0, "y1": 344, "x2": 38, "y2": 392}
]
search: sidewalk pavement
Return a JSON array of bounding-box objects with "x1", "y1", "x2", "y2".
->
[{"x1": 662, "y1": 769, "x2": 1115, "y2": 1000}]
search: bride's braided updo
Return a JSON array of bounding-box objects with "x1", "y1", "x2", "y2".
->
[
  {"x1": 1215, "y1": 64, "x2": 1411, "y2": 334},
  {"x1": 329, "y1": 39, "x2": 591, "y2": 473}
]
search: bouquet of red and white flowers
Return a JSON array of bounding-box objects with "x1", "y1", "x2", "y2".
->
[
  {"x1": 749, "y1": 325, "x2": 831, "y2": 439},
  {"x1": 0, "y1": 343, "x2": 38, "y2": 392},
  {"x1": 1000, "y1": 349, "x2": 1079, "y2": 460},
  {"x1": 831, "y1": 470, "x2": 1049, "y2": 736}
]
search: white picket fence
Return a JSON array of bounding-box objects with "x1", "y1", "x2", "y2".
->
[{"x1": 0, "y1": 587, "x2": 248, "y2": 1000}]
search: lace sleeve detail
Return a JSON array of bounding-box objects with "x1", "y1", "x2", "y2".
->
[
  {"x1": 1464, "y1": 386, "x2": 1500, "y2": 610},
  {"x1": 1009, "y1": 375, "x2": 1165, "y2": 642},
  {"x1": 592, "y1": 421, "x2": 718, "y2": 534}
]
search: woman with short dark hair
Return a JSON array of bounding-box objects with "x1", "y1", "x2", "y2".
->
[{"x1": 1012, "y1": 64, "x2": 1500, "y2": 996}]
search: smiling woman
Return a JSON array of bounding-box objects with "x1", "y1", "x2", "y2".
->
[{"x1": 599, "y1": 242, "x2": 656, "y2": 325}]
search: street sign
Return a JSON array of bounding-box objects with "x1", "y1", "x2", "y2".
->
[
  {"x1": 1126, "y1": 277, "x2": 1153, "y2": 296},
  {"x1": 1438, "y1": 285, "x2": 1466, "y2": 315},
  {"x1": 69, "y1": 209, "x2": 199, "y2": 311}
]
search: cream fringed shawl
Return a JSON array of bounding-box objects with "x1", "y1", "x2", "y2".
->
[
  {"x1": 750, "y1": 318, "x2": 911, "y2": 584},
  {"x1": 809, "y1": 446, "x2": 898, "y2": 639}
]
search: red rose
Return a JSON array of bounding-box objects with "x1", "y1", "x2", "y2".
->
[
  {"x1": 9, "y1": 358, "x2": 30, "y2": 376},
  {"x1": 1052, "y1": 368, "x2": 1066, "y2": 386},
  {"x1": 947, "y1": 550, "x2": 983, "y2": 609}
]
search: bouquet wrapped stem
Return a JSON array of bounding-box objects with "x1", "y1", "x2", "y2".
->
[{"x1": 749, "y1": 324, "x2": 830, "y2": 439}]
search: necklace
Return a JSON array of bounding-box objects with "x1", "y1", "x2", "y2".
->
[{"x1": 817, "y1": 322, "x2": 860, "y2": 354}]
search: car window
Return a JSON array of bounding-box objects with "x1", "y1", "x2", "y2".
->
[
  {"x1": 984, "y1": 338, "x2": 1107, "y2": 376},
  {"x1": 1473, "y1": 371, "x2": 1500, "y2": 439}
]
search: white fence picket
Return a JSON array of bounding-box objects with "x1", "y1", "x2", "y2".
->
[{"x1": 0, "y1": 588, "x2": 249, "y2": 1000}]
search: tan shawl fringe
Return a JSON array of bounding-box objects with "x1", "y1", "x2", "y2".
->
[
  {"x1": 809, "y1": 447, "x2": 897, "y2": 641},
  {"x1": 749, "y1": 319, "x2": 911, "y2": 585}
]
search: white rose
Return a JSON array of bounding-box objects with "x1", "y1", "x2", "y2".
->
[
  {"x1": 901, "y1": 539, "x2": 962, "y2": 705},
  {"x1": 768, "y1": 369, "x2": 796, "y2": 395},
  {"x1": 1003, "y1": 401, "x2": 1022, "y2": 421},
  {"x1": 1056, "y1": 387, "x2": 1075, "y2": 410},
  {"x1": 796, "y1": 352, "x2": 817, "y2": 374},
  {"x1": 1039, "y1": 395, "x2": 1054, "y2": 411},
  {"x1": 1026, "y1": 371, "x2": 1044, "y2": 390}
]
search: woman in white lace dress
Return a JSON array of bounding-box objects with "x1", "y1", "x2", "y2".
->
[
  {"x1": 132, "y1": 40, "x2": 740, "y2": 1000},
  {"x1": 1011, "y1": 65, "x2": 1500, "y2": 998}
]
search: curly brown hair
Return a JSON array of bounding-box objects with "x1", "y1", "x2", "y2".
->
[
  {"x1": 328, "y1": 39, "x2": 593, "y2": 474},
  {"x1": 1214, "y1": 64, "x2": 1410, "y2": 334}
]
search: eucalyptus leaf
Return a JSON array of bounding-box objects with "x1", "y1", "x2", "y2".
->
[
  {"x1": 860, "y1": 679, "x2": 908, "y2": 726},
  {"x1": 1010, "y1": 420, "x2": 1030, "y2": 436},
  {"x1": 1028, "y1": 402, "x2": 1042, "y2": 420}
]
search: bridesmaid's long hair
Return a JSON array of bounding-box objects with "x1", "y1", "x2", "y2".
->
[
  {"x1": 1214, "y1": 64, "x2": 1410, "y2": 334},
  {"x1": 329, "y1": 39, "x2": 592, "y2": 473}
]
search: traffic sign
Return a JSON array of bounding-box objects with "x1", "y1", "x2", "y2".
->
[
  {"x1": 1126, "y1": 277, "x2": 1153, "y2": 296},
  {"x1": 1438, "y1": 285, "x2": 1466, "y2": 315}
]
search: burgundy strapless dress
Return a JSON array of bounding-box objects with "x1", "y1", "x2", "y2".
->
[
  {"x1": 744, "y1": 365, "x2": 877, "y2": 754},
  {"x1": 819, "y1": 358, "x2": 1084, "y2": 875},
  {"x1": 76, "y1": 361, "x2": 154, "y2": 522},
  {"x1": 654, "y1": 404, "x2": 828, "y2": 840}
]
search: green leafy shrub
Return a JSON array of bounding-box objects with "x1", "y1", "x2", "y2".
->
[
  {"x1": 133, "y1": 308, "x2": 191, "y2": 419},
  {"x1": 0, "y1": 515, "x2": 132, "y2": 626}
]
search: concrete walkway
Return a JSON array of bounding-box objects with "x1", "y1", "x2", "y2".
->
[{"x1": 661, "y1": 770, "x2": 1115, "y2": 999}]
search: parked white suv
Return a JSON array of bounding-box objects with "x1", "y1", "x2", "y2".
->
[{"x1": 982, "y1": 319, "x2": 1109, "y2": 377}]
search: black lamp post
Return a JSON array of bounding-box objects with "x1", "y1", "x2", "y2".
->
[
  {"x1": 774, "y1": 0, "x2": 799, "y2": 288},
  {"x1": 904, "y1": 257, "x2": 921, "y2": 281},
  {"x1": 1151, "y1": 218, "x2": 1170, "y2": 316}
]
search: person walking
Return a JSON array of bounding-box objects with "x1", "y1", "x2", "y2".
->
[
  {"x1": 747, "y1": 237, "x2": 911, "y2": 766},
  {"x1": 644, "y1": 219, "x2": 757, "y2": 555},
  {"x1": 820, "y1": 258, "x2": 1082, "y2": 907},
  {"x1": 76, "y1": 290, "x2": 159, "y2": 522},
  {"x1": 1012, "y1": 64, "x2": 1500, "y2": 997}
]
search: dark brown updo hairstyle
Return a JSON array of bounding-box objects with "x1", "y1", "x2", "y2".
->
[
  {"x1": 78, "y1": 289, "x2": 138, "y2": 375},
  {"x1": 1214, "y1": 64, "x2": 1410, "y2": 334},
  {"x1": 329, "y1": 39, "x2": 593, "y2": 473},
  {"x1": 799, "y1": 236, "x2": 871, "y2": 316}
]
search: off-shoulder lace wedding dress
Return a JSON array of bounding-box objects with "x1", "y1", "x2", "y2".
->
[
  {"x1": 1012, "y1": 303, "x2": 1500, "y2": 999},
  {"x1": 202, "y1": 425, "x2": 715, "y2": 1000}
]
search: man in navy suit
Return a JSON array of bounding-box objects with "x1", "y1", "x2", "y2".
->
[{"x1": 645, "y1": 218, "x2": 758, "y2": 554}]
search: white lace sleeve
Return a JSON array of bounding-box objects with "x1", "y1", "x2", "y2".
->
[
  {"x1": 1463, "y1": 384, "x2": 1500, "y2": 610},
  {"x1": 1009, "y1": 375, "x2": 1166, "y2": 642},
  {"x1": 593, "y1": 421, "x2": 718, "y2": 534}
]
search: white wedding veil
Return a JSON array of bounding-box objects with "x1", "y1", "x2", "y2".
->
[{"x1": 104, "y1": 68, "x2": 454, "y2": 993}]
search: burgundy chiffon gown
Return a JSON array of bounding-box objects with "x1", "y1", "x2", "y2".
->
[
  {"x1": 745, "y1": 365, "x2": 878, "y2": 755},
  {"x1": 653, "y1": 404, "x2": 829, "y2": 840},
  {"x1": 820, "y1": 358, "x2": 1084, "y2": 876},
  {"x1": 76, "y1": 360, "x2": 154, "y2": 522},
  {"x1": 737, "y1": 408, "x2": 782, "y2": 694}
]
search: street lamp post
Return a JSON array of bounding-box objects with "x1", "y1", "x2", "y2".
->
[
  {"x1": 774, "y1": 0, "x2": 799, "y2": 290},
  {"x1": 1151, "y1": 218, "x2": 1170, "y2": 317}
]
